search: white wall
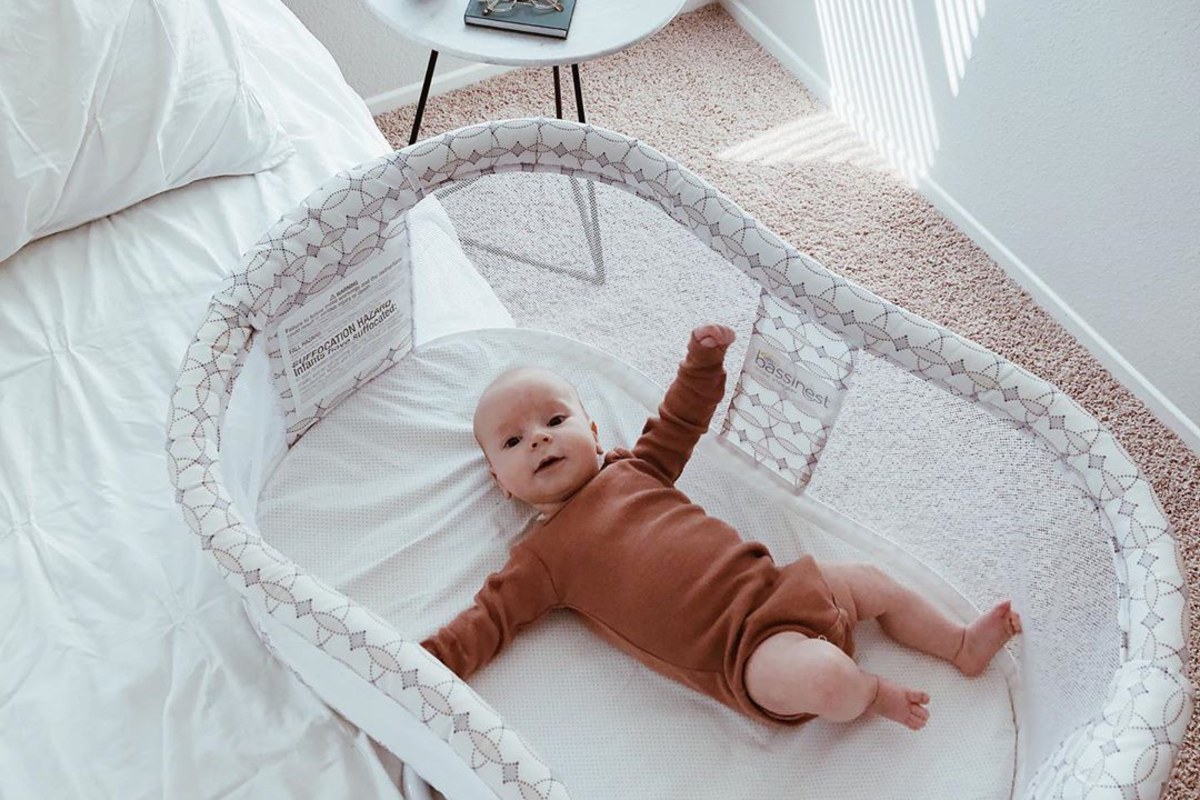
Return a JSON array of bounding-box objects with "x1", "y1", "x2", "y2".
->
[
  {"x1": 724, "y1": 0, "x2": 1200, "y2": 452},
  {"x1": 282, "y1": 0, "x2": 714, "y2": 113},
  {"x1": 281, "y1": 0, "x2": 484, "y2": 112}
]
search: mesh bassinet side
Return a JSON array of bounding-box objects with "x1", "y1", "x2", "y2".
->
[{"x1": 805, "y1": 350, "x2": 1123, "y2": 785}]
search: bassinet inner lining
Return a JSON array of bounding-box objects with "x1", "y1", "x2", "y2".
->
[{"x1": 256, "y1": 327, "x2": 1018, "y2": 800}]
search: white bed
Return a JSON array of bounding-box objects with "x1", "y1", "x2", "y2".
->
[{"x1": 0, "y1": 2, "x2": 500, "y2": 796}]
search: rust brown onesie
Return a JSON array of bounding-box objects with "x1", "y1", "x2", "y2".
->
[{"x1": 421, "y1": 342, "x2": 856, "y2": 726}]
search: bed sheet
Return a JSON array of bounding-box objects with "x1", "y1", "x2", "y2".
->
[{"x1": 0, "y1": 2, "x2": 494, "y2": 797}]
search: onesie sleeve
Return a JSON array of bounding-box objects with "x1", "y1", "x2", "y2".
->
[
  {"x1": 420, "y1": 545, "x2": 559, "y2": 681},
  {"x1": 632, "y1": 336, "x2": 728, "y2": 485}
]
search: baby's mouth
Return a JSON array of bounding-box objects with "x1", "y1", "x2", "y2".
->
[{"x1": 535, "y1": 455, "x2": 565, "y2": 474}]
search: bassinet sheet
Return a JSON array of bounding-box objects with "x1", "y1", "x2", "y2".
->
[
  {"x1": 257, "y1": 328, "x2": 1019, "y2": 800},
  {"x1": 0, "y1": 2, "x2": 505, "y2": 797}
]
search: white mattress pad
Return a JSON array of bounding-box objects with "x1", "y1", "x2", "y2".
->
[{"x1": 257, "y1": 327, "x2": 1019, "y2": 800}]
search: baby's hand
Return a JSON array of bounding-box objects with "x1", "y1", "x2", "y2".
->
[
  {"x1": 693, "y1": 324, "x2": 736, "y2": 349},
  {"x1": 688, "y1": 324, "x2": 736, "y2": 364}
]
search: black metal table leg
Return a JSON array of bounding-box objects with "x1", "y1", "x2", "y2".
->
[
  {"x1": 553, "y1": 66, "x2": 563, "y2": 119},
  {"x1": 571, "y1": 63, "x2": 586, "y2": 123},
  {"x1": 409, "y1": 50, "x2": 439, "y2": 145}
]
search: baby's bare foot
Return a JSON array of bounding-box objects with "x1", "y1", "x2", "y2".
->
[
  {"x1": 954, "y1": 600, "x2": 1023, "y2": 677},
  {"x1": 869, "y1": 676, "x2": 930, "y2": 731}
]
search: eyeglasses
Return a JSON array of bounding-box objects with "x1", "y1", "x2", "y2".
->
[{"x1": 481, "y1": 0, "x2": 564, "y2": 15}]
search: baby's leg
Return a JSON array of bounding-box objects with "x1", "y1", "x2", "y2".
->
[
  {"x1": 744, "y1": 632, "x2": 930, "y2": 730},
  {"x1": 821, "y1": 562, "x2": 1022, "y2": 677}
]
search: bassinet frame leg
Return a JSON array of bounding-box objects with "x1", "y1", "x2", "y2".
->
[{"x1": 555, "y1": 63, "x2": 604, "y2": 279}]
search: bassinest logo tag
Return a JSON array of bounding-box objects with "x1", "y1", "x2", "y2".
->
[
  {"x1": 742, "y1": 337, "x2": 843, "y2": 422},
  {"x1": 754, "y1": 349, "x2": 831, "y2": 409}
]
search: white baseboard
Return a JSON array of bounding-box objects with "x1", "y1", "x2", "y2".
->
[
  {"x1": 366, "y1": 63, "x2": 516, "y2": 116},
  {"x1": 366, "y1": 0, "x2": 714, "y2": 116},
  {"x1": 721, "y1": 0, "x2": 1200, "y2": 455},
  {"x1": 721, "y1": 0, "x2": 831, "y2": 101}
]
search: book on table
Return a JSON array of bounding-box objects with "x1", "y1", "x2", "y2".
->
[{"x1": 464, "y1": 0, "x2": 577, "y2": 39}]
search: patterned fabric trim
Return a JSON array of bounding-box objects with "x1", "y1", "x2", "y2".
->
[
  {"x1": 166, "y1": 118, "x2": 1191, "y2": 800},
  {"x1": 722, "y1": 290, "x2": 858, "y2": 490}
]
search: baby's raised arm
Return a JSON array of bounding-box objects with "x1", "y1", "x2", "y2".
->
[{"x1": 632, "y1": 324, "x2": 735, "y2": 484}]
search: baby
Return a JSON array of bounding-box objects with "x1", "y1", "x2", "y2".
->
[{"x1": 421, "y1": 324, "x2": 1022, "y2": 730}]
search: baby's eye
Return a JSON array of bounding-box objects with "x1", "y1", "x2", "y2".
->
[
  {"x1": 503, "y1": 436, "x2": 520, "y2": 449},
  {"x1": 548, "y1": 415, "x2": 566, "y2": 426}
]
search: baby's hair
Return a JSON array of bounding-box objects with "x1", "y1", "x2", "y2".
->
[
  {"x1": 472, "y1": 366, "x2": 590, "y2": 453},
  {"x1": 478, "y1": 367, "x2": 586, "y2": 409}
]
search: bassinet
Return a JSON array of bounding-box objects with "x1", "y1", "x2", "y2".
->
[{"x1": 166, "y1": 118, "x2": 1191, "y2": 799}]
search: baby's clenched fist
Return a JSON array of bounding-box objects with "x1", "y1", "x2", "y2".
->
[
  {"x1": 692, "y1": 323, "x2": 736, "y2": 350},
  {"x1": 688, "y1": 324, "x2": 736, "y2": 365}
]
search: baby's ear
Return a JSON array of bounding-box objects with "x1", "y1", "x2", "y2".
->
[
  {"x1": 489, "y1": 467, "x2": 512, "y2": 499},
  {"x1": 591, "y1": 419, "x2": 603, "y2": 455}
]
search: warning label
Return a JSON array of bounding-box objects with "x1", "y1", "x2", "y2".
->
[{"x1": 276, "y1": 259, "x2": 408, "y2": 410}]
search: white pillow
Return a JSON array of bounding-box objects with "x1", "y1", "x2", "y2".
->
[{"x1": 0, "y1": 0, "x2": 294, "y2": 263}]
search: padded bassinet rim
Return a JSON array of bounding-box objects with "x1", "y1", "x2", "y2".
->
[{"x1": 165, "y1": 118, "x2": 1192, "y2": 800}]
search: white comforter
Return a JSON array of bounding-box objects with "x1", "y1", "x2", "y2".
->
[{"x1": 0, "y1": 3, "x2": 435, "y2": 796}]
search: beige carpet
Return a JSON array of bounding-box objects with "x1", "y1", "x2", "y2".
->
[{"x1": 374, "y1": 5, "x2": 1199, "y2": 796}]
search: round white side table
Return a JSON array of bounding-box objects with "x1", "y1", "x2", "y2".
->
[
  {"x1": 364, "y1": 0, "x2": 684, "y2": 289},
  {"x1": 364, "y1": 0, "x2": 685, "y2": 142}
]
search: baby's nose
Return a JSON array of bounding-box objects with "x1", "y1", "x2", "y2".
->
[{"x1": 531, "y1": 431, "x2": 552, "y2": 447}]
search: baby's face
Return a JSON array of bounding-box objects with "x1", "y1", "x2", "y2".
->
[{"x1": 473, "y1": 368, "x2": 603, "y2": 510}]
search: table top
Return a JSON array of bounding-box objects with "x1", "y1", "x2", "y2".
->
[{"x1": 362, "y1": 0, "x2": 685, "y2": 66}]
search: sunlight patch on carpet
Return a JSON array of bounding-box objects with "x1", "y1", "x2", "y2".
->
[{"x1": 717, "y1": 111, "x2": 902, "y2": 180}]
